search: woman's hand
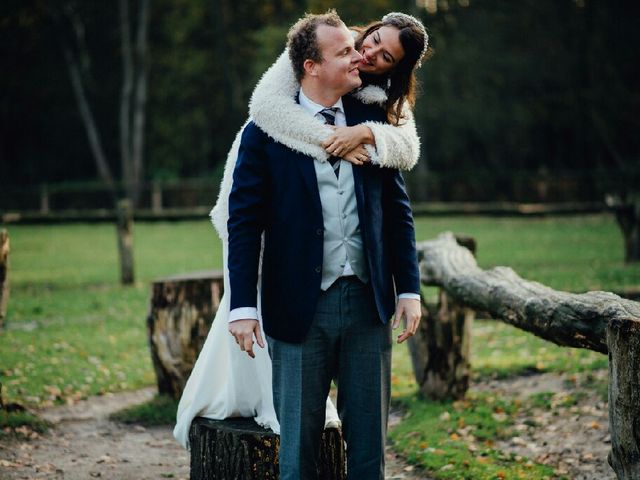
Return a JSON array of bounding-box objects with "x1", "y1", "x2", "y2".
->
[
  {"x1": 322, "y1": 125, "x2": 374, "y2": 158},
  {"x1": 342, "y1": 145, "x2": 370, "y2": 166}
]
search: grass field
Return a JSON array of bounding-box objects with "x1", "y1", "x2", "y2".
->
[{"x1": 1, "y1": 214, "x2": 638, "y2": 477}]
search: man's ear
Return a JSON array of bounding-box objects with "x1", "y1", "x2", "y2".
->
[{"x1": 303, "y1": 58, "x2": 319, "y2": 77}]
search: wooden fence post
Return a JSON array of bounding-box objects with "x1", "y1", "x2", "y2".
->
[
  {"x1": 40, "y1": 184, "x2": 50, "y2": 215},
  {"x1": 0, "y1": 229, "x2": 9, "y2": 331},
  {"x1": 607, "y1": 318, "x2": 640, "y2": 479},
  {"x1": 116, "y1": 199, "x2": 135, "y2": 285},
  {"x1": 409, "y1": 235, "x2": 476, "y2": 400},
  {"x1": 152, "y1": 181, "x2": 163, "y2": 213}
]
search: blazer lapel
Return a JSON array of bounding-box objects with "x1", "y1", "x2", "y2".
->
[
  {"x1": 343, "y1": 95, "x2": 367, "y2": 215},
  {"x1": 296, "y1": 154, "x2": 322, "y2": 217}
]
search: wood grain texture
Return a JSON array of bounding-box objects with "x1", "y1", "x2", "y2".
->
[
  {"x1": 189, "y1": 417, "x2": 346, "y2": 480},
  {"x1": 146, "y1": 271, "x2": 223, "y2": 397},
  {"x1": 418, "y1": 232, "x2": 640, "y2": 354}
]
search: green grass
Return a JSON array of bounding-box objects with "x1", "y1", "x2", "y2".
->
[
  {"x1": 470, "y1": 319, "x2": 609, "y2": 380},
  {"x1": 389, "y1": 393, "x2": 560, "y2": 479},
  {"x1": 2, "y1": 221, "x2": 222, "y2": 409},
  {"x1": 110, "y1": 394, "x2": 179, "y2": 426},
  {"x1": 0, "y1": 214, "x2": 637, "y2": 477},
  {"x1": 413, "y1": 214, "x2": 638, "y2": 293},
  {"x1": 0, "y1": 410, "x2": 50, "y2": 440}
]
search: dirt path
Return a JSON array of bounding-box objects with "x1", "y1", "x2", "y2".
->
[
  {"x1": 0, "y1": 370, "x2": 613, "y2": 479},
  {"x1": 0, "y1": 388, "x2": 189, "y2": 479},
  {"x1": 475, "y1": 369, "x2": 614, "y2": 480},
  {"x1": 0, "y1": 389, "x2": 428, "y2": 479}
]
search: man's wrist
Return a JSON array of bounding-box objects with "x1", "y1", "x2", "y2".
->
[
  {"x1": 398, "y1": 293, "x2": 420, "y2": 301},
  {"x1": 229, "y1": 307, "x2": 258, "y2": 323}
]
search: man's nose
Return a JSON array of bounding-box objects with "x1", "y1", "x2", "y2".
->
[{"x1": 352, "y1": 50, "x2": 363, "y2": 63}]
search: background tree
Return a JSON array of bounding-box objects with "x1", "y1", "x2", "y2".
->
[
  {"x1": 53, "y1": 0, "x2": 150, "y2": 206},
  {"x1": 1, "y1": 0, "x2": 638, "y2": 262}
]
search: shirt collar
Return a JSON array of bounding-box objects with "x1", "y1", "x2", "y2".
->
[{"x1": 298, "y1": 88, "x2": 344, "y2": 117}]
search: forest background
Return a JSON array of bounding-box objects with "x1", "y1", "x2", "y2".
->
[{"x1": 1, "y1": 0, "x2": 638, "y2": 206}]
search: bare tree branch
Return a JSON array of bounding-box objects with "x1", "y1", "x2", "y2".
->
[
  {"x1": 131, "y1": 0, "x2": 150, "y2": 205},
  {"x1": 119, "y1": 0, "x2": 134, "y2": 201},
  {"x1": 61, "y1": 40, "x2": 116, "y2": 193}
]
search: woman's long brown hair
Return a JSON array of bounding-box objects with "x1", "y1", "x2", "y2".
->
[{"x1": 353, "y1": 20, "x2": 426, "y2": 125}]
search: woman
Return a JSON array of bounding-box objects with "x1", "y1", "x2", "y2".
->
[{"x1": 174, "y1": 12, "x2": 428, "y2": 449}]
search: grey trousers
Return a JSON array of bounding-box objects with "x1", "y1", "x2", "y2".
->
[{"x1": 268, "y1": 277, "x2": 392, "y2": 480}]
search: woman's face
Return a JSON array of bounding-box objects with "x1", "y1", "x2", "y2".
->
[{"x1": 358, "y1": 26, "x2": 405, "y2": 75}]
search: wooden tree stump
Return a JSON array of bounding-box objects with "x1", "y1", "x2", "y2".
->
[
  {"x1": 607, "y1": 318, "x2": 640, "y2": 479},
  {"x1": 147, "y1": 270, "x2": 224, "y2": 397},
  {"x1": 0, "y1": 229, "x2": 9, "y2": 331},
  {"x1": 189, "y1": 417, "x2": 346, "y2": 480},
  {"x1": 116, "y1": 199, "x2": 135, "y2": 285},
  {"x1": 408, "y1": 234, "x2": 476, "y2": 400},
  {"x1": 408, "y1": 292, "x2": 474, "y2": 400}
]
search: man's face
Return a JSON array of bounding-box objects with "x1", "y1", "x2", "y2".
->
[{"x1": 313, "y1": 24, "x2": 363, "y2": 94}]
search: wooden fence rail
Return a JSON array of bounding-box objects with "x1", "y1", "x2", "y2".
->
[{"x1": 413, "y1": 232, "x2": 640, "y2": 479}]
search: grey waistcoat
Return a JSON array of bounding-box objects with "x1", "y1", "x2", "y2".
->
[{"x1": 313, "y1": 159, "x2": 369, "y2": 290}]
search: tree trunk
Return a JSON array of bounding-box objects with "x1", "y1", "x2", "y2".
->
[
  {"x1": 61, "y1": 36, "x2": 116, "y2": 196},
  {"x1": 607, "y1": 318, "x2": 640, "y2": 479},
  {"x1": 408, "y1": 292, "x2": 474, "y2": 400},
  {"x1": 189, "y1": 417, "x2": 346, "y2": 480},
  {"x1": 607, "y1": 193, "x2": 640, "y2": 264},
  {"x1": 119, "y1": 0, "x2": 134, "y2": 203},
  {"x1": 115, "y1": 199, "x2": 135, "y2": 285},
  {"x1": 131, "y1": 0, "x2": 150, "y2": 207},
  {"x1": 147, "y1": 271, "x2": 224, "y2": 397},
  {"x1": 0, "y1": 229, "x2": 9, "y2": 331},
  {"x1": 409, "y1": 234, "x2": 476, "y2": 400}
]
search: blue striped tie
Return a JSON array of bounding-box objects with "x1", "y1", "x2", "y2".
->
[{"x1": 319, "y1": 107, "x2": 341, "y2": 178}]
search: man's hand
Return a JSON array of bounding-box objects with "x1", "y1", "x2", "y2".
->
[
  {"x1": 228, "y1": 319, "x2": 265, "y2": 358},
  {"x1": 342, "y1": 144, "x2": 370, "y2": 166},
  {"x1": 393, "y1": 298, "x2": 421, "y2": 343}
]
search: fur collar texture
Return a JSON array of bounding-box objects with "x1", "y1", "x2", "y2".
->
[{"x1": 211, "y1": 50, "x2": 420, "y2": 238}]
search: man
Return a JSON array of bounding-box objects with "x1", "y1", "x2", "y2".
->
[{"x1": 227, "y1": 11, "x2": 421, "y2": 479}]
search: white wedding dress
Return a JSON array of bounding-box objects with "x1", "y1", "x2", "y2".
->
[{"x1": 173, "y1": 50, "x2": 420, "y2": 449}]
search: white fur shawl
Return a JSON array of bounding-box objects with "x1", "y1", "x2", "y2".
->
[{"x1": 210, "y1": 50, "x2": 421, "y2": 238}]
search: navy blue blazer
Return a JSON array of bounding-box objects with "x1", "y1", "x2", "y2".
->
[{"x1": 227, "y1": 94, "x2": 420, "y2": 343}]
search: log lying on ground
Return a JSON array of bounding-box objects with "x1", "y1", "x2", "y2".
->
[
  {"x1": 147, "y1": 270, "x2": 223, "y2": 397},
  {"x1": 189, "y1": 417, "x2": 346, "y2": 480},
  {"x1": 418, "y1": 232, "x2": 640, "y2": 354},
  {"x1": 0, "y1": 229, "x2": 9, "y2": 331},
  {"x1": 418, "y1": 232, "x2": 640, "y2": 480}
]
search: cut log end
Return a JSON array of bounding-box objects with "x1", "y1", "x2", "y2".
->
[
  {"x1": 189, "y1": 417, "x2": 346, "y2": 480},
  {"x1": 147, "y1": 272, "x2": 224, "y2": 397}
]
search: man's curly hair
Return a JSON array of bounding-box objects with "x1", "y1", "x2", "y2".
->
[{"x1": 287, "y1": 10, "x2": 344, "y2": 83}]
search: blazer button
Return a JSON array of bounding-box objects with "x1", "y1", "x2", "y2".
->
[
  {"x1": 315, "y1": 266, "x2": 321, "y2": 273},
  {"x1": 316, "y1": 228, "x2": 323, "y2": 235}
]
